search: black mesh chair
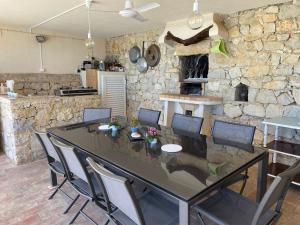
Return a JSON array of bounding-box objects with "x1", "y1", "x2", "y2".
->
[
  {"x1": 212, "y1": 120, "x2": 256, "y2": 194},
  {"x1": 195, "y1": 160, "x2": 300, "y2": 225},
  {"x1": 212, "y1": 120, "x2": 256, "y2": 145},
  {"x1": 51, "y1": 138, "x2": 106, "y2": 225},
  {"x1": 83, "y1": 108, "x2": 111, "y2": 123},
  {"x1": 87, "y1": 157, "x2": 179, "y2": 225},
  {"x1": 138, "y1": 108, "x2": 161, "y2": 126},
  {"x1": 171, "y1": 113, "x2": 203, "y2": 135},
  {"x1": 35, "y1": 131, "x2": 79, "y2": 214}
]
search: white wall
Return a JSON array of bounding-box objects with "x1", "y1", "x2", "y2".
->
[{"x1": 0, "y1": 28, "x2": 106, "y2": 74}]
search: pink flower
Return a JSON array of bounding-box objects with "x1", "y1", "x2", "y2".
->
[{"x1": 148, "y1": 127, "x2": 157, "y2": 137}]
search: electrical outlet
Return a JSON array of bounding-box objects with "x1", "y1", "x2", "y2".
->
[{"x1": 40, "y1": 68, "x2": 46, "y2": 72}]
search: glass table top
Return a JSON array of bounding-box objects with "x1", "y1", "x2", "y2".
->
[{"x1": 48, "y1": 122, "x2": 266, "y2": 201}]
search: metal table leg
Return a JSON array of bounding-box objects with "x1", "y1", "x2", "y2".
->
[
  {"x1": 179, "y1": 200, "x2": 190, "y2": 225},
  {"x1": 263, "y1": 124, "x2": 268, "y2": 147},
  {"x1": 256, "y1": 152, "x2": 269, "y2": 202},
  {"x1": 50, "y1": 170, "x2": 58, "y2": 187}
]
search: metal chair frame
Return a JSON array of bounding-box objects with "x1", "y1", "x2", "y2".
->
[
  {"x1": 35, "y1": 131, "x2": 79, "y2": 214},
  {"x1": 51, "y1": 138, "x2": 107, "y2": 225},
  {"x1": 212, "y1": 120, "x2": 256, "y2": 194}
]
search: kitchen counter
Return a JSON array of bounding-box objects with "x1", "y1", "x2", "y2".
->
[{"x1": 0, "y1": 95, "x2": 101, "y2": 164}]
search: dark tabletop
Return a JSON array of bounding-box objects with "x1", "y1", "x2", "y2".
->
[{"x1": 48, "y1": 121, "x2": 266, "y2": 202}]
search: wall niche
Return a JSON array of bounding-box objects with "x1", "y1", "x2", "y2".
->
[{"x1": 235, "y1": 83, "x2": 249, "y2": 102}]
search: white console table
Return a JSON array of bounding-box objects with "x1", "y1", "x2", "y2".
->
[
  {"x1": 160, "y1": 94, "x2": 222, "y2": 136},
  {"x1": 262, "y1": 117, "x2": 300, "y2": 186}
]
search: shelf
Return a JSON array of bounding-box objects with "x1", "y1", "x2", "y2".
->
[
  {"x1": 181, "y1": 78, "x2": 208, "y2": 84},
  {"x1": 268, "y1": 162, "x2": 300, "y2": 186},
  {"x1": 266, "y1": 140, "x2": 300, "y2": 159}
]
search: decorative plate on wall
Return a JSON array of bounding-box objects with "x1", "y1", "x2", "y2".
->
[
  {"x1": 145, "y1": 44, "x2": 161, "y2": 67},
  {"x1": 129, "y1": 46, "x2": 141, "y2": 63}
]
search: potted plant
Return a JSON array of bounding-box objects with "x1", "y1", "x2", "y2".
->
[
  {"x1": 131, "y1": 117, "x2": 139, "y2": 133},
  {"x1": 109, "y1": 117, "x2": 121, "y2": 136},
  {"x1": 146, "y1": 127, "x2": 158, "y2": 145}
]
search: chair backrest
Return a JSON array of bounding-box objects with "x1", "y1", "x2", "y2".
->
[
  {"x1": 251, "y1": 160, "x2": 300, "y2": 225},
  {"x1": 138, "y1": 108, "x2": 161, "y2": 126},
  {"x1": 35, "y1": 131, "x2": 60, "y2": 162},
  {"x1": 212, "y1": 120, "x2": 256, "y2": 145},
  {"x1": 83, "y1": 108, "x2": 111, "y2": 122},
  {"x1": 87, "y1": 157, "x2": 145, "y2": 225},
  {"x1": 50, "y1": 138, "x2": 88, "y2": 183},
  {"x1": 171, "y1": 113, "x2": 203, "y2": 135}
]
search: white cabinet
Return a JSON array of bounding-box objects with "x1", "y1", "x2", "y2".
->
[{"x1": 98, "y1": 72, "x2": 126, "y2": 117}]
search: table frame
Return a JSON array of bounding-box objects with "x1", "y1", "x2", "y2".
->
[{"x1": 48, "y1": 131, "x2": 269, "y2": 225}]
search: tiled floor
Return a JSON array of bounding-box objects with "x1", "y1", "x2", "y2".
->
[{"x1": 0, "y1": 153, "x2": 299, "y2": 225}]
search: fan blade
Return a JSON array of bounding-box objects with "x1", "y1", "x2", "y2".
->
[
  {"x1": 133, "y1": 12, "x2": 147, "y2": 22},
  {"x1": 135, "y1": 2, "x2": 160, "y2": 13},
  {"x1": 90, "y1": 9, "x2": 118, "y2": 13}
]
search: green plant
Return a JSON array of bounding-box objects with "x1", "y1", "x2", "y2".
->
[
  {"x1": 109, "y1": 117, "x2": 121, "y2": 129},
  {"x1": 131, "y1": 117, "x2": 139, "y2": 127}
]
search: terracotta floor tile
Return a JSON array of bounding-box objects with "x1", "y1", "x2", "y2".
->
[{"x1": 0, "y1": 153, "x2": 300, "y2": 225}]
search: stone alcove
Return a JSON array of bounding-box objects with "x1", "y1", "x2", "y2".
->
[{"x1": 235, "y1": 83, "x2": 249, "y2": 102}]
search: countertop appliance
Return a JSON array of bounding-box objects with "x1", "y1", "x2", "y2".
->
[{"x1": 54, "y1": 87, "x2": 98, "y2": 96}]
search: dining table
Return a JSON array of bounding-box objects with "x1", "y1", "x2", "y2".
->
[{"x1": 47, "y1": 120, "x2": 269, "y2": 225}]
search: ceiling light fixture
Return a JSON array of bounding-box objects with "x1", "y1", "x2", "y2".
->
[
  {"x1": 85, "y1": 0, "x2": 95, "y2": 49},
  {"x1": 187, "y1": 0, "x2": 204, "y2": 30}
]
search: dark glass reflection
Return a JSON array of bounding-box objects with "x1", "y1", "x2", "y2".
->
[{"x1": 48, "y1": 122, "x2": 265, "y2": 201}]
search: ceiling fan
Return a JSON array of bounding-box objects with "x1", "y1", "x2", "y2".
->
[
  {"x1": 118, "y1": 0, "x2": 160, "y2": 22},
  {"x1": 29, "y1": 0, "x2": 160, "y2": 32}
]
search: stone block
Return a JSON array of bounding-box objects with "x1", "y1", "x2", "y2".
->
[
  {"x1": 277, "y1": 92, "x2": 295, "y2": 105},
  {"x1": 282, "y1": 54, "x2": 300, "y2": 65},
  {"x1": 283, "y1": 105, "x2": 300, "y2": 117},
  {"x1": 240, "y1": 25, "x2": 250, "y2": 35},
  {"x1": 253, "y1": 40, "x2": 264, "y2": 51},
  {"x1": 279, "y1": 4, "x2": 300, "y2": 20},
  {"x1": 263, "y1": 41, "x2": 284, "y2": 51},
  {"x1": 243, "y1": 103, "x2": 265, "y2": 117},
  {"x1": 289, "y1": 76, "x2": 300, "y2": 87},
  {"x1": 276, "y1": 19, "x2": 298, "y2": 33},
  {"x1": 228, "y1": 67, "x2": 241, "y2": 79},
  {"x1": 263, "y1": 80, "x2": 287, "y2": 90},
  {"x1": 208, "y1": 70, "x2": 226, "y2": 79},
  {"x1": 250, "y1": 23, "x2": 263, "y2": 36},
  {"x1": 264, "y1": 23, "x2": 276, "y2": 33},
  {"x1": 224, "y1": 104, "x2": 242, "y2": 118},
  {"x1": 266, "y1": 104, "x2": 284, "y2": 118},
  {"x1": 277, "y1": 34, "x2": 290, "y2": 41},
  {"x1": 256, "y1": 89, "x2": 277, "y2": 103},
  {"x1": 245, "y1": 65, "x2": 270, "y2": 77},
  {"x1": 292, "y1": 88, "x2": 300, "y2": 104},
  {"x1": 248, "y1": 88, "x2": 259, "y2": 102},
  {"x1": 228, "y1": 26, "x2": 240, "y2": 38},
  {"x1": 263, "y1": 14, "x2": 277, "y2": 23},
  {"x1": 265, "y1": 6, "x2": 279, "y2": 14}
]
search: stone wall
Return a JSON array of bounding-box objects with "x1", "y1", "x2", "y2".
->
[
  {"x1": 106, "y1": 29, "x2": 180, "y2": 123},
  {"x1": 0, "y1": 73, "x2": 81, "y2": 96},
  {"x1": 207, "y1": 2, "x2": 300, "y2": 145},
  {"x1": 0, "y1": 95, "x2": 101, "y2": 164},
  {"x1": 106, "y1": 2, "x2": 300, "y2": 146}
]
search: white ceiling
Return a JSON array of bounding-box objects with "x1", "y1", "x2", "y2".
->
[{"x1": 0, "y1": 0, "x2": 291, "y2": 37}]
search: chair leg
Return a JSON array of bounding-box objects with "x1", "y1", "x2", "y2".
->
[
  {"x1": 69, "y1": 199, "x2": 89, "y2": 224},
  {"x1": 64, "y1": 194, "x2": 80, "y2": 214},
  {"x1": 48, "y1": 177, "x2": 67, "y2": 200},
  {"x1": 239, "y1": 169, "x2": 249, "y2": 195},
  {"x1": 104, "y1": 219, "x2": 110, "y2": 225},
  {"x1": 197, "y1": 213, "x2": 207, "y2": 225}
]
